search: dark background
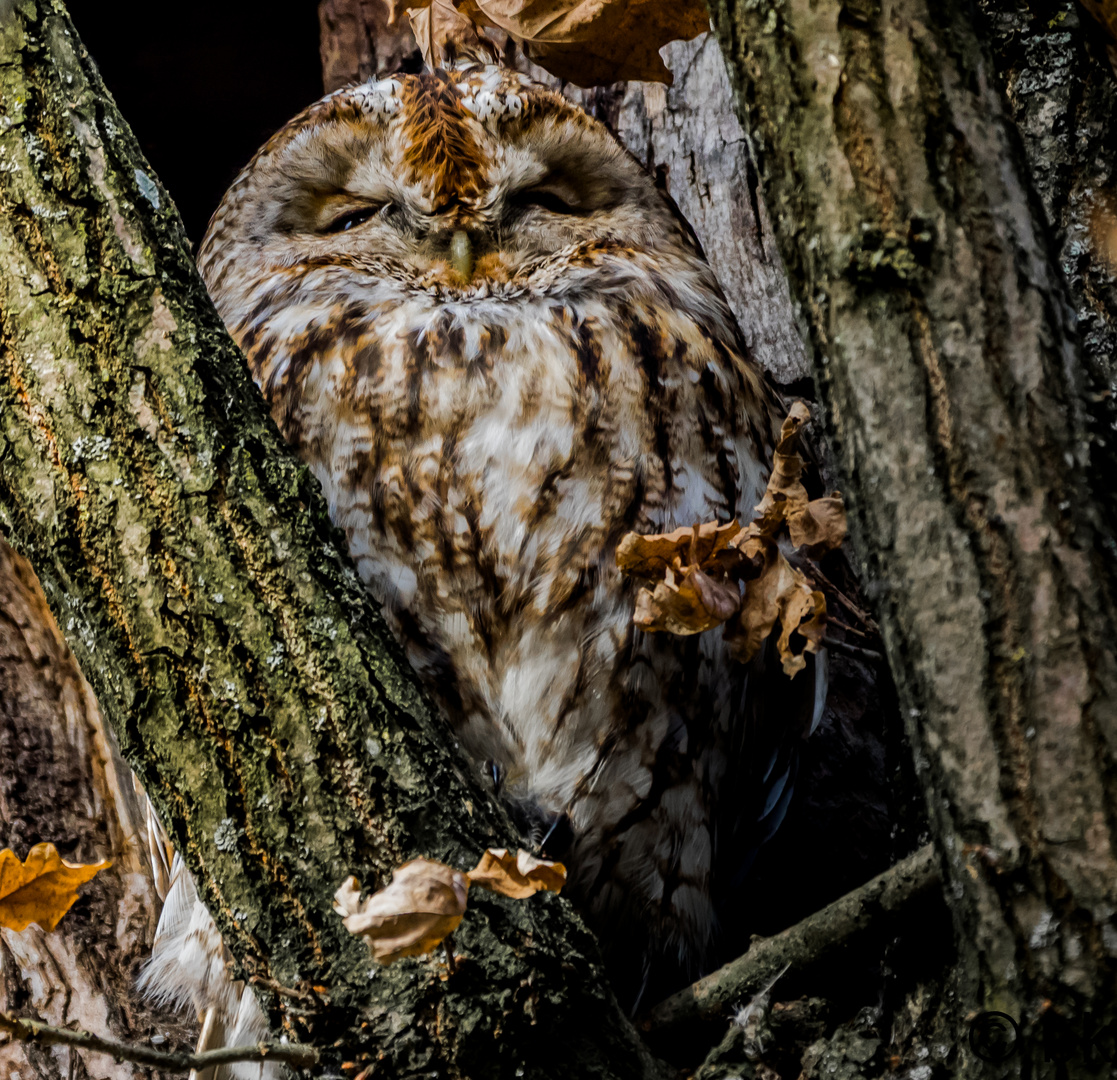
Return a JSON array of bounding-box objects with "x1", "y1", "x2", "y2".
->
[{"x1": 69, "y1": 1, "x2": 323, "y2": 243}]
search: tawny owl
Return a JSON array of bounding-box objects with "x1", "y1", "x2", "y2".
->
[{"x1": 144, "y1": 62, "x2": 824, "y2": 1051}]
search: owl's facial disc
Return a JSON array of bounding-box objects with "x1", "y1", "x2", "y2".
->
[{"x1": 204, "y1": 66, "x2": 697, "y2": 298}]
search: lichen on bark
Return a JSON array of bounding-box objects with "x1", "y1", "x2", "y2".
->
[{"x1": 0, "y1": 2, "x2": 667, "y2": 1076}]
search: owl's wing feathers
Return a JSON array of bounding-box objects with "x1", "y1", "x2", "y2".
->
[{"x1": 139, "y1": 848, "x2": 278, "y2": 1080}]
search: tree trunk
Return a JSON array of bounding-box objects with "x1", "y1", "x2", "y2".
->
[
  {"x1": 707, "y1": 0, "x2": 1117, "y2": 1075},
  {"x1": 0, "y1": 4, "x2": 667, "y2": 1078},
  {"x1": 8, "y1": 0, "x2": 1117, "y2": 1075},
  {"x1": 0, "y1": 539, "x2": 196, "y2": 1080}
]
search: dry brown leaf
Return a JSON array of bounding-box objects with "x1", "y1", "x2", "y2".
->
[
  {"x1": 334, "y1": 858, "x2": 469, "y2": 964},
  {"x1": 723, "y1": 546, "x2": 787, "y2": 665},
  {"x1": 408, "y1": 0, "x2": 497, "y2": 68},
  {"x1": 617, "y1": 402, "x2": 841, "y2": 666},
  {"x1": 468, "y1": 848, "x2": 566, "y2": 898},
  {"x1": 617, "y1": 520, "x2": 739, "y2": 577},
  {"x1": 725, "y1": 548, "x2": 825, "y2": 677},
  {"x1": 777, "y1": 585, "x2": 826, "y2": 678},
  {"x1": 750, "y1": 401, "x2": 811, "y2": 537},
  {"x1": 0, "y1": 843, "x2": 111, "y2": 932},
  {"x1": 787, "y1": 494, "x2": 848, "y2": 553},
  {"x1": 633, "y1": 563, "x2": 740, "y2": 635},
  {"x1": 735, "y1": 401, "x2": 846, "y2": 555},
  {"x1": 404, "y1": 0, "x2": 709, "y2": 86}
]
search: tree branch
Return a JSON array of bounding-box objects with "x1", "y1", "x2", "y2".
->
[
  {"x1": 0, "y1": 1009, "x2": 317, "y2": 1074},
  {"x1": 644, "y1": 843, "x2": 940, "y2": 1031}
]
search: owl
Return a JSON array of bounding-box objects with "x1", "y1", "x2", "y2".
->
[{"x1": 144, "y1": 62, "x2": 824, "y2": 1053}]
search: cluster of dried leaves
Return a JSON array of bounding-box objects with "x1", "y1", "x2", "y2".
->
[
  {"x1": 0, "y1": 843, "x2": 110, "y2": 933},
  {"x1": 335, "y1": 847, "x2": 565, "y2": 964},
  {"x1": 617, "y1": 402, "x2": 847, "y2": 678},
  {"x1": 392, "y1": 0, "x2": 709, "y2": 86}
]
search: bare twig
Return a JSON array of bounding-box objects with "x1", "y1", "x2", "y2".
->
[
  {"x1": 801, "y1": 563, "x2": 879, "y2": 633},
  {"x1": 0, "y1": 1009, "x2": 318, "y2": 1073},
  {"x1": 826, "y1": 614, "x2": 873, "y2": 639},
  {"x1": 642, "y1": 843, "x2": 940, "y2": 1031},
  {"x1": 821, "y1": 636, "x2": 885, "y2": 665}
]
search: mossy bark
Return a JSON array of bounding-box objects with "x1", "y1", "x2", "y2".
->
[
  {"x1": 0, "y1": 3, "x2": 669, "y2": 1077},
  {"x1": 708, "y1": 0, "x2": 1117, "y2": 1074}
]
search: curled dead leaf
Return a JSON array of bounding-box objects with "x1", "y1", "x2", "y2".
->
[
  {"x1": 724, "y1": 548, "x2": 825, "y2": 677},
  {"x1": 468, "y1": 848, "x2": 566, "y2": 898},
  {"x1": 402, "y1": 0, "x2": 709, "y2": 86},
  {"x1": 0, "y1": 843, "x2": 111, "y2": 932},
  {"x1": 617, "y1": 402, "x2": 840, "y2": 672},
  {"x1": 633, "y1": 563, "x2": 740, "y2": 635},
  {"x1": 334, "y1": 858, "x2": 469, "y2": 964},
  {"x1": 787, "y1": 494, "x2": 848, "y2": 553},
  {"x1": 617, "y1": 520, "x2": 739, "y2": 577},
  {"x1": 620, "y1": 521, "x2": 742, "y2": 635},
  {"x1": 755, "y1": 403, "x2": 810, "y2": 517}
]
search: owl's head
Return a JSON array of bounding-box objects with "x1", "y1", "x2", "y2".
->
[{"x1": 198, "y1": 64, "x2": 704, "y2": 305}]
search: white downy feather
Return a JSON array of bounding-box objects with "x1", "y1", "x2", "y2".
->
[{"x1": 139, "y1": 829, "x2": 280, "y2": 1080}]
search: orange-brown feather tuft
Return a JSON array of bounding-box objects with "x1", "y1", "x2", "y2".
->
[{"x1": 400, "y1": 70, "x2": 486, "y2": 203}]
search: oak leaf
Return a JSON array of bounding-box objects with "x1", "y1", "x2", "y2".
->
[
  {"x1": 787, "y1": 494, "x2": 848, "y2": 553},
  {"x1": 468, "y1": 848, "x2": 567, "y2": 898},
  {"x1": 336, "y1": 847, "x2": 564, "y2": 963},
  {"x1": 619, "y1": 521, "x2": 742, "y2": 635},
  {"x1": 722, "y1": 547, "x2": 825, "y2": 676},
  {"x1": 334, "y1": 858, "x2": 469, "y2": 964},
  {"x1": 750, "y1": 401, "x2": 847, "y2": 553},
  {"x1": 617, "y1": 520, "x2": 739, "y2": 577},
  {"x1": 0, "y1": 843, "x2": 111, "y2": 932}
]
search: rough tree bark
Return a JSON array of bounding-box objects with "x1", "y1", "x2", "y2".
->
[
  {"x1": 0, "y1": 540, "x2": 196, "y2": 1080},
  {"x1": 977, "y1": 0, "x2": 1117, "y2": 543},
  {"x1": 707, "y1": 0, "x2": 1117, "y2": 1075},
  {"x1": 0, "y1": 4, "x2": 668, "y2": 1078}
]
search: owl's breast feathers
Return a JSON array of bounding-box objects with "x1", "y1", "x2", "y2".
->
[{"x1": 231, "y1": 251, "x2": 786, "y2": 968}]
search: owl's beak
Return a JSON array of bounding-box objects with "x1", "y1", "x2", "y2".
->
[{"x1": 449, "y1": 230, "x2": 474, "y2": 284}]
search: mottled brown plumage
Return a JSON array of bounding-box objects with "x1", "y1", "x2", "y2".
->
[{"x1": 146, "y1": 63, "x2": 823, "y2": 1047}]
